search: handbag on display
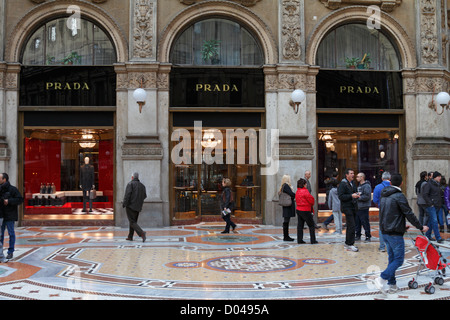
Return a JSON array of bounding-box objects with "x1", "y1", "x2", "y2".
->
[{"x1": 90, "y1": 187, "x2": 97, "y2": 200}]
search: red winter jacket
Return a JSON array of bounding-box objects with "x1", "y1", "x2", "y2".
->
[{"x1": 295, "y1": 187, "x2": 315, "y2": 212}]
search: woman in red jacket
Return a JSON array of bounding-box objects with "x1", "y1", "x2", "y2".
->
[{"x1": 295, "y1": 178, "x2": 318, "y2": 244}]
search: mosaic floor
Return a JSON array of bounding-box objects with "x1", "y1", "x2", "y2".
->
[{"x1": 1, "y1": 222, "x2": 450, "y2": 301}]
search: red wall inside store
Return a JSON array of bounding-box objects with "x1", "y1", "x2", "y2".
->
[{"x1": 24, "y1": 138, "x2": 61, "y2": 194}]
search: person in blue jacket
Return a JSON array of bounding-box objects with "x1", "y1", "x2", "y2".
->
[{"x1": 373, "y1": 171, "x2": 391, "y2": 252}]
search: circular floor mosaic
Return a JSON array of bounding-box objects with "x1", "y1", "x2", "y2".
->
[{"x1": 204, "y1": 255, "x2": 299, "y2": 273}]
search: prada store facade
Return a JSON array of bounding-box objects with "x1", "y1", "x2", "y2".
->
[{"x1": 0, "y1": 1, "x2": 448, "y2": 227}]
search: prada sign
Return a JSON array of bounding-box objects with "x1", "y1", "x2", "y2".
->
[
  {"x1": 20, "y1": 66, "x2": 116, "y2": 106},
  {"x1": 170, "y1": 67, "x2": 264, "y2": 108},
  {"x1": 316, "y1": 70, "x2": 403, "y2": 110}
]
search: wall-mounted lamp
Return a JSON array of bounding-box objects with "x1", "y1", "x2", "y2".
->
[
  {"x1": 133, "y1": 87, "x2": 147, "y2": 113},
  {"x1": 429, "y1": 91, "x2": 450, "y2": 115},
  {"x1": 289, "y1": 89, "x2": 306, "y2": 114}
]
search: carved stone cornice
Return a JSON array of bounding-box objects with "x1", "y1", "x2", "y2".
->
[
  {"x1": 402, "y1": 68, "x2": 450, "y2": 94},
  {"x1": 180, "y1": 0, "x2": 261, "y2": 6},
  {"x1": 122, "y1": 136, "x2": 163, "y2": 160},
  {"x1": 277, "y1": 136, "x2": 314, "y2": 160},
  {"x1": 411, "y1": 138, "x2": 450, "y2": 160},
  {"x1": 29, "y1": 0, "x2": 108, "y2": 3},
  {"x1": 114, "y1": 63, "x2": 171, "y2": 91},
  {"x1": 319, "y1": 0, "x2": 402, "y2": 12},
  {"x1": 264, "y1": 65, "x2": 319, "y2": 92}
]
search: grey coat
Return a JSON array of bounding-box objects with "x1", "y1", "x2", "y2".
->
[
  {"x1": 328, "y1": 187, "x2": 341, "y2": 212},
  {"x1": 357, "y1": 180, "x2": 372, "y2": 210},
  {"x1": 123, "y1": 178, "x2": 147, "y2": 212}
]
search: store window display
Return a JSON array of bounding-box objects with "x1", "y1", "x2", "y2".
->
[{"x1": 23, "y1": 129, "x2": 114, "y2": 217}]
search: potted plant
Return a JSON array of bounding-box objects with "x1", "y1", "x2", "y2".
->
[
  {"x1": 62, "y1": 52, "x2": 82, "y2": 65},
  {"x1": 345, "y1": 57, "x2": 359, "y2": 69},
  {"x1": 361, "y1": 53, "x2": 371, "y2": 69},
  {"x1": 46, "y1": 55, "x2": 56, "y2": 65},
  {"x1": 201, "y1": 40, "x2": 221, "y2": 64}
]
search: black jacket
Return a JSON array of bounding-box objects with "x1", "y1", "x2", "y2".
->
[
  {"x1": 338, "y1": 178, "x2": 358, "y2": 214},
  {"x1": 0, "y1": 181, "x2": 24, "y2": 221},
  {"x1": 422, "y1": 179, "x2": 443, "y2": 209},
  {"x1": 220, "y1": 187, "x2": 234, "y2": 210},
  {"x1": 281, "y1": 183, "x2": 296, "y2": 218},
  {"x1": 122, "y1": 178, "x2": 147, "y2": 212},
  {"x1": 379, "y1": 186, "x2": 423, "y2": 236}
]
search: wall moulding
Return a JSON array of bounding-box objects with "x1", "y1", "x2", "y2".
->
[
  {"x1": 180, "y1": 0, "x2": 261, "y2": 6},
  {"x1": 319, "y1": 0, "x2": 402, "y2": 12}
]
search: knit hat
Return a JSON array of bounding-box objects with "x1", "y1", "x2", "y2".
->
[{"x1": 433, "y1": 171, "x2": 442, "y2": 178}]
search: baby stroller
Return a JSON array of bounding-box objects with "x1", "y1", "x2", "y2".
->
[{"x1": 407, "y1": 231, "x2": 448, "y2": 294}]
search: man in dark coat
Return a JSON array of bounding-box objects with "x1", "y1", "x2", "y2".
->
[
  {"x1": 0, "y1": 173, "x2": 23, "y2": 260},
  {"x1": 338, "y1": 168, "x2": 360, "y2": 252},
  {"x1": 80, "y1": 157, "x2": 95, "y2": 212},
  {"x1": 374, "y1": 173, "x2": 428, "y2": 295},
  {"x1": 123, "y1": 172, "x2": 147, "y2": 242}
]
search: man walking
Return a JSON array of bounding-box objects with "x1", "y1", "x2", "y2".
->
[
  {"x1": 356, "y1": 172, "x2": 372, "y2": 242},
  {"x1": 422, "y1": 171, "x2": 444, "y2": 243},
  {"x1": 0, "y1": 173, "x2": 23, "y2": 260},
  {"x1": 375, "y1": 173, "x2": 428, "y2": 294},
  {"x1": 123, "y1": 172, "x2": 147, "y2": 242},
  {"x1": 338, "y1": 168, "x2": 360, "y2": 252}
]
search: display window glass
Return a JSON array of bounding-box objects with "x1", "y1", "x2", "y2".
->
[
  {"x1": 23, "y1": 128, "x2": 114, "y2": 217},
  {"x1": 317, "y1": 129, "x2": 399, "y2": 210},
  {"x1": 171, "y1": 128, "x2": 261, "y2": 220}
]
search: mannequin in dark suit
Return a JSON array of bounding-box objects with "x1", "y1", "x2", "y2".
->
[{"x1": 80, "y1": 157, "x2": 95, "y2": 212}]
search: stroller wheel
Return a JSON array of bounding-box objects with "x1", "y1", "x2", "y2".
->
[
  {"x1": 434, "y1": 277, "x2": 445, "y2": 286},
  {"x1": 408, "y1": 280, "x2": 418, "y2": 289},
  {"x1": 425, "y1": 283, "x2": 435, "y2": 294}
]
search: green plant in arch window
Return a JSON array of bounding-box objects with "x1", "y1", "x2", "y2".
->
[
  {"x1": 62, "y1": 51, "x2": 82, "y2": 65},
  {"x1": 201, "y1": 40, "x2": 221, "y2": 63}
]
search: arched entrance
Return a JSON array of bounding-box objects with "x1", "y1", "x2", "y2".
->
[
  {"x1": 159, "y1": 1, "x2": 277, "y2": 224},
  {"x1": 6, "y1": 1, "x2": 127, "y2": 226}
]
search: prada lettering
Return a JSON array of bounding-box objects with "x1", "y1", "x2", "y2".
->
[
  {"x1": 46, "y1": 82, "x2": 90, "y2": 90},
  {"x1": 339, "y1": 86, "x2": 380, "y2": 94},
  {"x1": 196, "y1": 84, "x2": 239, "y2": 92}
]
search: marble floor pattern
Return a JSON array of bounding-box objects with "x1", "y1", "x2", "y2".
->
[{"x1": 1, "y1": 222, "x2": 450, "y2": 300}]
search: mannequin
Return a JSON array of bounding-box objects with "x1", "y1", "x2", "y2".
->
[{"x1": 80, "y1": 156, "x2": 95, "y2": 212}]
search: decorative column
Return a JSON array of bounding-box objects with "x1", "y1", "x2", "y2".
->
[
  {"x1": 115, "y1": 0, "x2": 169, "y2": 228},
  {"x1": 410, "y1": 0, "x2": 450, "y2": 203}
]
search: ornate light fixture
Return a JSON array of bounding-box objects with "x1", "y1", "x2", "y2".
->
[
  {"x1": 201, "y1": 130, "x2": 222, "y2": 148},
  {"x1": 79, "y1": 134, "x2": 96, "y2": 148},
  {"x1": 133, "y1": 77, "x2": 147, "y2": 113},
  {"x1": 429, "y1": 91, "x2": 450, "y2": 115},
  {"x1": 289, "y1": 89, "x2": 306, "y2": 114}
]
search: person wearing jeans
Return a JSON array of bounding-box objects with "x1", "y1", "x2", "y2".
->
[
  {"x1": 375, "y1": 173, "x2": 428, "y2": 295},
  {"x1": 425, "y1": 206, "x2": 443, "y2": 242},
  {"x1": 422, "y1": 171, "x2": 444, "y2": 243}
]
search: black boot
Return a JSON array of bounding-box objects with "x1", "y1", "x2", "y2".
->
[
  {"x1": 310, "y1": 227, "x2": 318, "y2": 244},
  {"x1": 283, "y1": 222, "x2": 294, "y2": 241}
]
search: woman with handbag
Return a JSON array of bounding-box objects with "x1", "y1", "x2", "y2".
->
[
  {"x1": 295, "y1": 178, "x2": 317, "y2": 244},
  {"x1": 220, "y1": 178, "x2": 237, "y2": 234},
  {"x1": 279, "y1": 175, "x2": 296, "y2": 241}
]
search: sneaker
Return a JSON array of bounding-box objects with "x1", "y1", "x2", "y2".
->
[
  {"x1": 345, "y1": 245, "x2": 359, "y2": 252},
  {"x1": 379, "y1": 247, "x2": 386, "y2": 252},
  {"x1": 387, "y1": 284, "x2": 399, "y2": 294},
  {"x1": 0, "y1": 258, "x2": 7, "y2": 263},
  {"x1": 374, "y1": 276, "x2": 388, "y2": 294},
  {"x1": 6, "y1": 253, "x2": 13, "y2": 260},
  {"x1": 364, "y1": 237, "x2": 371, "y2": 242},
  {"x1": 323, "y1": 223, "x2": 329, "y2": 230}
]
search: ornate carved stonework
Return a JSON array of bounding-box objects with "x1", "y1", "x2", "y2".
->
[
  {"x1": 180, "y1": 0, "x2": 261, "y2": 6},
  {"x1": 29, "y1": 0, "x2": 108, "y2": 3},
  {"x1": 281, "y1": 0, "x2": 302, "y2": 61},
  {"x1": 412, "y1": 140, "x2": 450, "y2": 160},
  {"x1": 132, "y1": 0, "x2": 155, "y2": 60},
  {"x1": 277, "y1": 137, "x2": 314, "y2": 160},
  {"x1": 122, "y1": 139, "x2": 163, "y2": 160},
  {"x1": 419, "y1": 0, "x2": 439, "y2": 65},
  {"x1": 319, "y1": 0, "x2": 402, "y2": 12}
]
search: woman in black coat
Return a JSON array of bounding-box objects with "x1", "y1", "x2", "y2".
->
[
  {"x1": 220, "y1": 178, "x2": 236, "y2": 234},
  {"x1": 279, "y1": 175, "x2": 295, "y2": 241}
]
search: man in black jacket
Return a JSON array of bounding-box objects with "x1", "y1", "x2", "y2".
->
[
  {"x1": 338, "y1": 168, "x2": 360, "y2": 252},
  {"x1": 422, "y1": 171, "x2": 444, "y2": 242},
  {"x1": 123, "y1": 172, "x2": 147, "y2": 242},
  {"x1": 374, "y1": 173, "x2": 428, "y2": 295},
  {"x1": 0, "y1": 173, "x2": 23, "y2": 260}
]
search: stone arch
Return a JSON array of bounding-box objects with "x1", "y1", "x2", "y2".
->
[
  {"x1": 306, "y1": 6, "x2": 417, "y2": 69},
  {"x1": 5, "y1": 0, "x2": 128, "y2": 63},
  {"x1": 158, "y1": 0, "x2": 278, "y2": 65}
]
